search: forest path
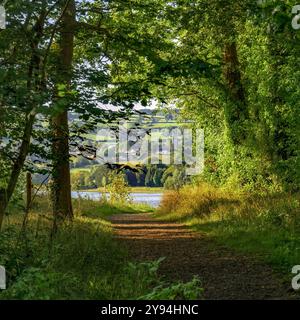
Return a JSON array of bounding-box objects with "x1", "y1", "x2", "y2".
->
[{"x1": 110, "y1": 213, "x2": 295, "y2": 300}]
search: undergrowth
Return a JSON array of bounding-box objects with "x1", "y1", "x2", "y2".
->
[
  {"x1": 0, "y1": 197, "x2": 202, "y2": 300},
  {"x1": 157, "y1": 183, "x2": 300, "y2": 274}
]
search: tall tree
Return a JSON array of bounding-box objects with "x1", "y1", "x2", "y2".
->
[{"x1": 51, "y1": 0, "x2": 76, "y2": 223}]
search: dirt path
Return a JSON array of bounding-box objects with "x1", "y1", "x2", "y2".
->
[{"x1": 110, "y1": 213, "x2": 296, "y2": 300}]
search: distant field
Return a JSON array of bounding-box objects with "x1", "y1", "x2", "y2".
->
[
  {"x1": 70, "y1": 167, "x2": 93, "y2": 173},
  {"x1": 79, "y1": 120, "x2": 187, "y2": 142}
]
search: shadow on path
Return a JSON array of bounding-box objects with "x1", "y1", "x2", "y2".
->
[{"x1": 110, "y1": 213, "x2": 295, "y2": 300}]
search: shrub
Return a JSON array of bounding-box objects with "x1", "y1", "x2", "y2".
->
[
  {"x1": 139, "y1": 276, "x2": 203, "y2": 300},
  {"x1": 106, "y1": 172, "x2": 131, "y2": 203}
]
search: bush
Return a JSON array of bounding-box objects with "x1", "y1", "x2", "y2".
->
[
  {"x1": 106, "y1": 173, "x2": 131, "y2": 203},
  {"x1": 159, "y1": 183, "x2": 238, "y2": 220},
  {"x1": 139, "y1": 276, "x2": 203, "y2": 300}
]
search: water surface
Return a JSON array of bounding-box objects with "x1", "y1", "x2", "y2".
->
[{"x1": 72, "y1": 191, "x2": 163, "y2": 208}]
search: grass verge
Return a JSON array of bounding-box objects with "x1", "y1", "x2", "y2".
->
[
  {"x1": 0, "y1": 196, "x2": 202, "y2": 300},
  {"x1": 73, "y1": 197, "x2": 154, "y2": 218},
  {"x1": 157, "y1": 184, "x2": 300, "y2": 276}
]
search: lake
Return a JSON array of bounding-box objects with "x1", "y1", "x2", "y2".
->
[{"x1": 72, "y1": 191, "x2": 163, "y2": 208}]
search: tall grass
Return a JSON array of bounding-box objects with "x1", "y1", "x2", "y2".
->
[
  {"x1": 73, "y1": 197, "x2": 154, "y2": 218},
  {"x1": 158, "y1": 184, "x2": 300, "y2": 273},
  {"x1": 0, "y1": 206, "x2": 156, "y2": 299},
  {"x1": 0, "y1": 197, "x2": 201, "y2": 300}
]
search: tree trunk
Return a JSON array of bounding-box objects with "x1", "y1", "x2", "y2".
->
[
  {"x1": 0, "y1": 191, "x2": 6, "y2": 231},
  {"x1": 222, "y1": 42, "x2": 248, "y2": 144},
  {"x1": 51, "y1": 110, "x2": 73, "y2": 221},
  {"x1": 26, "y1": 172, "x2": 32, "y2": 212},
  {"x1": 0, "y1": 112, "x2": 36, "y2": 230},
  {"x1": 51, "y1": 0, "x2": 75, "y2": 223},
  {"x1": 223, "y1": 42, "x2": 246, "y2": 105}
]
